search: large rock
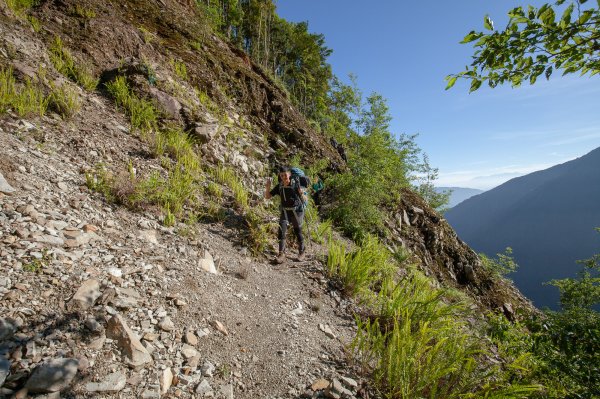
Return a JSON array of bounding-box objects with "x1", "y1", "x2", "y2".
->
[
  {"x1": 0, "y1": 357, "x2": 10, "y2": 387},
  {"x1": 106, "y1": 315, "x2": 153, "y2": 369},
  {"x1": 199, "y1": 250, "x2": 217, "y2": 274},
  {"x1": 193, "y1": 124, "x2": 220, "y2": 144},
  {"x1": 24, "y1": 358, "x2": 79, "y2": 393},
  {"x1": 69, "y1": 279, "x2": 101, "y2": 310},
  {"x1": 85, "y1": 370, "x2": 127, "y2": 392},
  {"x1": 0, "y1": 318, "x2": 17, "y2": 341},
  {"x1": 0, "y1": 172, "x2": 15, "y2": 194},
  {"x1": 112, "y1": 287, "x2": 141, "y2": 309},
  {"x1": 160, "y1": 368, "x2": 173, "y2": 395},
  {"x1": 149, "y1": 87, "x2": 182, "y2": 118}
]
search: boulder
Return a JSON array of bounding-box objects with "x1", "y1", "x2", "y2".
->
[
  {"x1": 0, "y1": 172, "x2": 15, "y2": 194},
  {"x1": 106, "y1": 315, "x2": 153, "y2": 369},
  {"x1": 194, "y1": 124, "x2": 220, "y2": 144},
  {"x1": 69, "y1": 279, "x2": 101, "y2": 310},
  {"x1": 24, "y1": 358, "x2": 79, "y2": 393},
  {"x1": 199, "y1": 250, "x2": 217, "y2": 274}
]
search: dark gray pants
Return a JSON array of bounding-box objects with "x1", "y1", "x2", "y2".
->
[{"x1": 278, "y1": 208, "x2": 304, "y2": 254}]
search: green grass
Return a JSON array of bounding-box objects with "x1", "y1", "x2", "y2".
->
[
  {"x1": 212, "y1": 166, "x2": 249, "y2": 211},
  {"x1": 0, "y1": 67, "x2": 48, "y2": 116},
  {"x1": 170, "y1": 58, "x2": 188, "y2": 81},
  {"x1": 154, "y1": 127, "x2": 200, "y2": 173},
  {"x1": 5, "y1": 0, "x2": 36, "y2": 16},
  {"x1": 326, "y1": 234, "x2": 395, "y2": 297},
  {"x1": 28, "y1": 15, "x2": 41, "y2": 32},
  {"x1": 49, "y1": 36, "x2": 98, "y2": 91},
  {"x1": 105, "y1": 76, "x2": 158, "y2": 133},
  {"x1": 48, "y1": 83, "x2": 81, "y2": 119},
  {"x1": 70, "y1": 4, "x2": 95, "y2": 19}
]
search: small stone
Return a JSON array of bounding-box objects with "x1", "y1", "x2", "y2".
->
[
  {"x1": 141, "y1": 385, "x2": 161, "y2": 399},
  {"x1": 25, "y1": 358, "x2": 79, "y2": 393},
  {"x1": 201, "y1": 361, "x2": 215, "y2": 377},
  {"x1": 85, "y1": 371, "x2": 127, "y2": 392},
  {"x1": 83, "y1": 224, "x2": 98, "y2": 233},
  {"x1": 211, "y1": 320, "x2": 228, "y2": 336},
  {"x1": 318, "y1": 323, "x2": 336, "y2": 339},
  {"x1": 84, "y1": 317, "x2": 103, "y2": 333},
  {"x1": 340, "y1": 376, "x2": 358, "y2": 388},
  {"x1": 195, "y1": 379, "x2": 212, "y2": 395},
  {"x1": 199, "y1": 250, "x2": 217, "y2": 274},
  {"x1": 311, "y1": 379, "x2": 329, "y2": 391},
  {"x1": 181, "y1": 345, "x2": 198, "y2": 359},
  {"x1": 0, "y1": 172, "x2": 15, "y2": 194},
  {"x1": 160, "y1": 368, "x2": 173, "y2": 395},
  {"x1": 184, "y1": 331, "x2": 198, "y2": 346},
  {"x1": 159, "y1": 316, "x2": 175, "y2": 332},
  {"x1": 138, "y1": 230, "x2": 159, "y2": 245},
  {"x1": 220, "y1": 384, "x2": 234, "y2": 399},
  {"x1": 70, "y1": 279, "x2": 101, "y2": 310}
]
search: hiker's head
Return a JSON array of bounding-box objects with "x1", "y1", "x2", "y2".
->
[{"x1": 278, "y1": 166, "x2": 291, "y2": 185}]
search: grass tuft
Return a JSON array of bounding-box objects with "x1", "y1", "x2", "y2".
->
[
  {"x1": 49, "y1": 36, "x2": 98, "y2": 91},
  {"x1": 105, "y1": 76, "x2": 157, "y2": 133},
  {"x1": 48, "y1": 83, "x2": 81, "y2": 119},
  {"x1": 0, "y1": 67, "x2": 48, "y2": 116},
  {"x1": 170, "y1": 58, "x2": 188, "y2": 81}
]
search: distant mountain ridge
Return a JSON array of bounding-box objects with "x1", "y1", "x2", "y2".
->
[
  {"x1": 444, "y1": 147, "x2": 600, "y2": 308},
  {"x1": 435, "y1": 186, "x2": 484, "y2": 208}
]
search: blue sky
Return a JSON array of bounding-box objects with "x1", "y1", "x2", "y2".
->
[{"x1": 276, "y1": 1, "x2": 600, "y2": 190}]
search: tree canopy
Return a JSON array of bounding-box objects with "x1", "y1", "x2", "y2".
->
[{"x1": 447, "y1": 0, "x2": 600, "y2": 91}]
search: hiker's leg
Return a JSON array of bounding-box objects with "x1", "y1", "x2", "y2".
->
[
  {"x1": 290, "y1": 209, "x2": 305, "y2": 253},
  {"x1": 278, "y1": 211, "x2": 288, "y2": 253}
]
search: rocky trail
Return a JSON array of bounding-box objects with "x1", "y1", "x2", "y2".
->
[{"x1": 0, "y1": 94, "x2": 361, "y2": 398}]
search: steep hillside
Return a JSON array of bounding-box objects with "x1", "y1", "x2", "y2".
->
[
  {"x1": 445, "y1": 147, "x2": 600, "y2": 308},
  {"x1": 435, "y1": 186, "x2": 484, "y2": 208},
  {"x1": 0, "y1": 0, "x2": 536, "y2": 398}
]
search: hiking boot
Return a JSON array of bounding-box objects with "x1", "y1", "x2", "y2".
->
[
  {"x1": 275, "y1": 252, "x2": 285, "y2": 264},
  {"x1": 297, "y1": 252, "x2": 306, "y2": 262}
]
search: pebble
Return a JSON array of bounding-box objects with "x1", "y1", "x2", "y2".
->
[{"x1": 85, "y1": 370, "x2": 127, "y2": 392}]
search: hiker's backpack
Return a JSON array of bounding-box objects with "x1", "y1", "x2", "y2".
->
[{"x1": 289, "y1": 167, "x2": 310, "y2": 210}]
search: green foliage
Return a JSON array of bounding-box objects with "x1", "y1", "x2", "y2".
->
[
  {"x1": 480, "y1": 247, "x2": 519, "y2": 277},
  {"x1": 449, "y1": 1, "x2": 600, "y2": 91},
  {"x1": 49, "y1": 36, "x2": 98, "y2": 91},
  {"x1": 245, "y1": 210, "x2": 273, "y2": 255},
  {"x1": 0, "y1": 67, "x2": 48, "y2": 116},
  {"x1": 69, "y1": 4, "x2": 96, "y2": 20},
  {"x1": 326, "y1": 234, "x2": 395, "y2": 297},
  {"x1": 28, "y1": 15, "x2": 41, "y2": 32},
  {"x1": 23, "y1": 249, "x2": 50, "y2": 273},
  {"x1": 154, "y1": 127, "x2": 200, "y2": 173},
  {"x1": 212, "y1": 166, "x2": 249, "y2": 211},
  {"x1": 413, "y1": 154, "x2": 451, "y2": 211},
  {"x1": 170, "y1": 58, "x2": 188, "y2": 81},
  {"x1": 48, "y1": 83, "x2": 81, "y2": 119},
  {"x1": 105, "y1": 76, "x2": 158, "y2": 133},
  {"x1": 5, "y1": 0, "x2": 36, "y2": 16}
]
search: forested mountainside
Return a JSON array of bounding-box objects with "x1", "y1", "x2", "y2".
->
[
  {"x1": 0, "y1": 0, "x2": 597, "y2": 398},
  {"x1": 445, "y1": 147, "x2": 600, "y2": 309}
]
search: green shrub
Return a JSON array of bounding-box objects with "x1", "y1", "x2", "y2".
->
[
  {"x1": 245, "y1": 210, "x2": 273, "y2": 255},
  {"x1": 0, "y1": 67, "x2": 48, "y2": 116},
  {"x1": 480, "y1": 247, "x2": 518, "y2": 277},
  {"x1": 49, "y1": 36, "x2": 98, "y2": 91},
  {"x1": 105, "y1": 76, "x2": 157, "y2": 133},
  {"x1": 212, "y1": 166, "x2": 249, "y2": 211}
]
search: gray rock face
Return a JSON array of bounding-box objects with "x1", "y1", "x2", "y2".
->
[
  {"x1": 85, "y1": 370, "x2": 127, "y2": 392},
  {"x1": 194, "y1": 124, "x2": 220, "y2": 144},
  {"x1": 69, "y1": 279, "x2": 101, "y2": 310},
  {"x1": 149, "y1": 87, "x2": 182, "y2": 118},
  {"x1": 24, "y1": 358, "x2": 79, "y2": 393},
  {"x1": 0, "y1": 172, "x2": 15, "y2": 194},
  {"x1": 0, "y1": 357, "x2": 10, "y2": 387},
  {"x1": 106, "y1": 314, "x2": 153, "y2": 369},
  {"x1": 0, "y1": 318, "x2": 17, "y2": 341}
]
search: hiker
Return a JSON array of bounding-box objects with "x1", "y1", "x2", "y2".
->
[
  {"x1": 265, "y1": 166, "x2": 307, "y2": 263},
  {"x1": 312, "y1": 175, "x2": 324, "y2": 207}
]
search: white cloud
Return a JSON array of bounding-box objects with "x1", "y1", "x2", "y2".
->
[{"x1": 435, "y1": 159, "x2": 575, "y2": 190}]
